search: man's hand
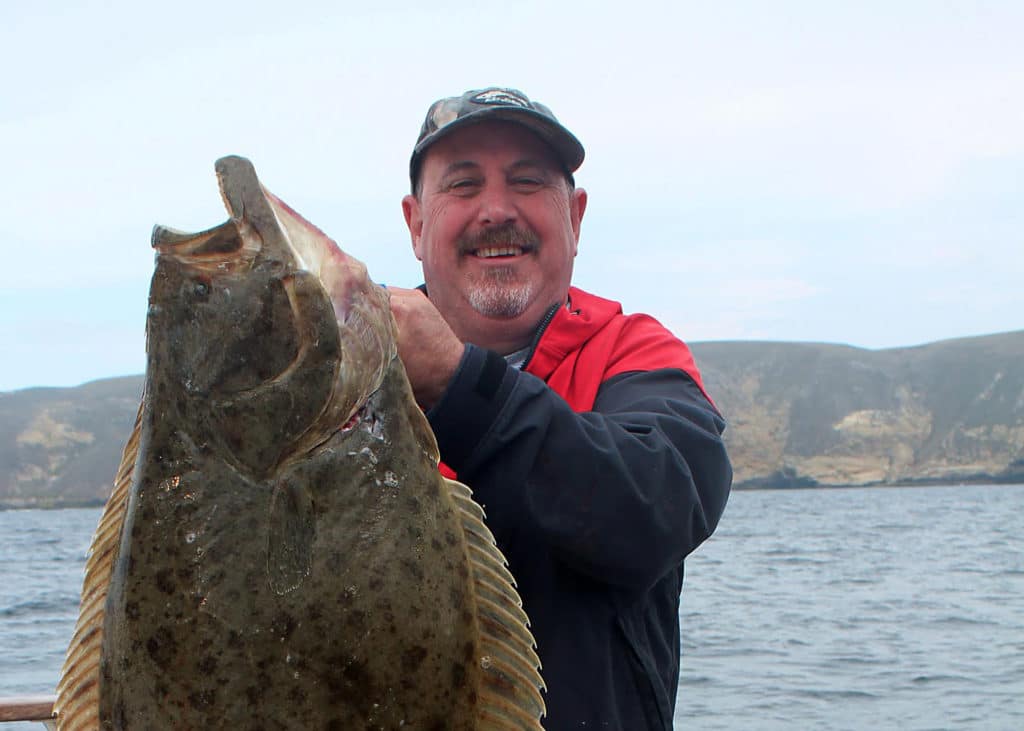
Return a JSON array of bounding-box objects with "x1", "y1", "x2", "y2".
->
[{"x1": 385, "y1": 287, "x2": 464, "y2": 409}]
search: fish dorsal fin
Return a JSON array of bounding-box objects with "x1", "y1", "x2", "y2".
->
[
  {"x1": 53, "y1": 398, "x2": 144, "y2": 731},
  {"x1": 446, "y1": 477, "x2": 546, "y2": 729}
]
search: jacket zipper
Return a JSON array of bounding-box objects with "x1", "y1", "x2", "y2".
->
[{"x1": 520, "y1": 301, "x2": 564, "y2": 372}]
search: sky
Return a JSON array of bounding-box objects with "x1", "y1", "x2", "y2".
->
[{"x1": 1, "y1": 1, "x2": 1021, "y2": 391}]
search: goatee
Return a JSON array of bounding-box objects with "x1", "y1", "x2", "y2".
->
[{"x1": 467, "y1": 267, "x2": 535, "y2": 318}]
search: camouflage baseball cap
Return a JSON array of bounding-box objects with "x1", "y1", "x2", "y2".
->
[{"x1": 410, "y1": 87, "x2": 585, "y2": 188}]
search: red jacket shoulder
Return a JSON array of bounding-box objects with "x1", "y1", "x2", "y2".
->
[{"x1": 527, "y1": 287, "x2": 713, "y2": 408}]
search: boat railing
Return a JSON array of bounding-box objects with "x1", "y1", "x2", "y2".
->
[{"x1": 0, "y1": 696, "x2": 56, "y2": 730}]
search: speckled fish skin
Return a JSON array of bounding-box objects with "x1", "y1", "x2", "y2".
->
[{"x1": 57, "y1": 156, "x2": 544, "y2": 730}]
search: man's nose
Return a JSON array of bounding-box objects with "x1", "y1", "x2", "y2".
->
[{"x1": 476, "y1": 183, "x2": 517, "y2": 227}]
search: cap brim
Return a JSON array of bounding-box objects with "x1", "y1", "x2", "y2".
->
[{"x1": 410, "y1": 106, "x2": 584, "y2": 186}]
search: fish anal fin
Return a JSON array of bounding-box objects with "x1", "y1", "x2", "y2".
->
[
  {"x1": 444, "y1": 477, "x2": 546, "y2": 729},
  {"x1": 54, "y1": 397, "x2": 144, "y2": 731}
]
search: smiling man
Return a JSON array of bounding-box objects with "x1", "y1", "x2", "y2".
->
[{"x1": 387, "y1": 88, "x2": 732, "y2": 729}]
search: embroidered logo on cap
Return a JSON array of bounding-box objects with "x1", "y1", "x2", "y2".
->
[{"x1": 470, "y1": 89, "x2": 530, "y2": 108}]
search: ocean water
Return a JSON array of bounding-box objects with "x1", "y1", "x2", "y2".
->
[{"x1": 1, "y1": 485, "x2": 1021, "y2": 730}]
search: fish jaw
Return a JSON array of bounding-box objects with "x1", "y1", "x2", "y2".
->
[
  {"x1": 257, "y1": 181, "x2": 398, "y2": 427},
  {"x1": 144, "y1": 156, "x2": 396, "y2": 479}
]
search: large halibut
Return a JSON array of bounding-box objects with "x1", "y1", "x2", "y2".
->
[{"x1": 54, "y1": 156, "x2": 545, "y2": 729}]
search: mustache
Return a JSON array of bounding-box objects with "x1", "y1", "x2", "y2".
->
[{"x1": 457, "y1": 224, "x2": 540, "y2": 255}]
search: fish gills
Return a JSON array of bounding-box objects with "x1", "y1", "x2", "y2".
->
[{"x1": 54, "y1": 156, "x2": 545, "y2": 730}]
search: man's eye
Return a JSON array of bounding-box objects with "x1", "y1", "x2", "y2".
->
[
  {"x1": 512, "y1": 177, "x2": 544, "y2": 189},
  {"x1": 444, "y1": 179, "x2": 481, "y2": 195}
]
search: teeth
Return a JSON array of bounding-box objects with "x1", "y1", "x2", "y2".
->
[{"x1": 474, "y1": 246, "x2": 523, "y2": 258}]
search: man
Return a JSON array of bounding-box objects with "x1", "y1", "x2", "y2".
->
[{"x1": 387, "y1": 87, "x2": 731, "y2": 729}]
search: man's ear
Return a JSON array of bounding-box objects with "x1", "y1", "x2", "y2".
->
[
  {"x1": 570, "y1": 187, "x2": 588, "y2": 252},
  {"x1": 401, "y1": 194, "x2": 424, "y2": 260}
]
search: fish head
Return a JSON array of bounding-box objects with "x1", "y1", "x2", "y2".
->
[{"x1": 145, "y1": 156, "x2": 396, "y2": 478}]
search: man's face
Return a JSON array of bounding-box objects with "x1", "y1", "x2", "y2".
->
[{"x1": 402, "y1": 121, "x2": 587, "y2": 351}]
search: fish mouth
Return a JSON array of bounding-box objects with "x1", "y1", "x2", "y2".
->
[{"x1": 151, "y1": 218, "x2": 259, "y2": 272}]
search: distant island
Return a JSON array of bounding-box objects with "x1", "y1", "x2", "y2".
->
[{"x1": 2, "y1": 331, "x2": 1022, "y2": 508}]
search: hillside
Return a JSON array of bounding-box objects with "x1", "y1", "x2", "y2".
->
[
  {"x1": 691, "y1": 330, "x2": 1024, "y2": 488},
  {"x1": 1, "y1": 331, "x2": 1022, "y2": 507},
  {"x1": 0, "y1": 376, "x2": 144, "y2": 507}
]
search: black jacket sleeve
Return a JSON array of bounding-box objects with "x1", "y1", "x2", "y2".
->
[{"x1": 427, "y1": 344, "x2": 732, "y2": 594}]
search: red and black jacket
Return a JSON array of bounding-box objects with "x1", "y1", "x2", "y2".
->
[{"x1": 427, "y1": 286, "x2": 732, "y2": 730}]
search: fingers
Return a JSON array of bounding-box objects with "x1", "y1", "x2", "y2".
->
[{"x1": 384, "y1": 288, "x2": 463, "y2": 408}]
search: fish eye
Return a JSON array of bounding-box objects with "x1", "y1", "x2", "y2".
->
[{"x1": 191, "y1": 279, "x2": 211, "y2": 300}]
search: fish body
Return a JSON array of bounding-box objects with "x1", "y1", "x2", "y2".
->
[{"x1": 55, "y1": 157, "x2": 544, "y2": 729}]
